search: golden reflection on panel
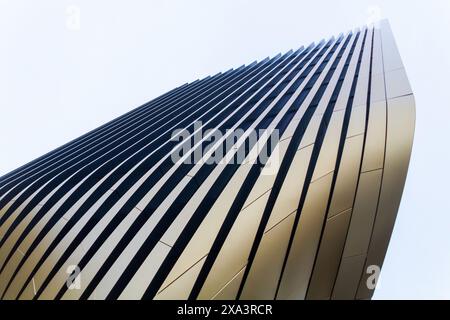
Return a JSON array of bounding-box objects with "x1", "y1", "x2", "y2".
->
[
  {"x1": 352, "y1": 28, "x2": 373, "y2": 107},
  {"x1": 115, "y1": 241, "x2": 170, "y2": 299},
  {"x1": 346, "y1": 105, "x2": 366, "y2": 138},
  {"x1": 153, "y1": 256, "x2": 206, "y2": 300},
  {"x1": 277, "y1": 173, "x2": 333, "y2": 300},
  {"x1": 243, "y1": 138, "x2": 291, "y2": 208},
  {"x1": 0, "y1": 202, "x2": 40, "y2": 269},
  {"x1": 361, "y1": 100, "x2": 386, "y2": 172},
  {"x1": 265, "y1": 145, "x2": 313, "y2": 230},
  {"x1": 62, "y1": 207, "x2": 141, "y2": 300},
  {"x1": 342, "y1": 170, "x2": 382, "y2": 258},
  {"x1": 332, "y1": 253, "x2": 366, "y2": 299},
  {"x1": 1, "y1": 250, "x2": 26, "y2": 299},
  {"x1": 40, "y1": 193, "x2": 124, "y2": 300},
  {"x1": 161, "y1": 167, "x2": 228, "y2": 246},
  {"x1": 307, "y1": 208, "x2": 352, "y2": 299},
  {"x1": 328, "y1": 134, "x2": 364, "y2": 217},
  {"x1": 38, "y1": 242, "x2": 87, "y2": 300},
  {"x1": 2, "y1": 205, "x2": 45, "y2": 299},
  {"x1": 198, "y1": 192, "x2": 270, "y2": 299},
  {"x1": 0, "y1": 200, "x2": 14, "y2": 224},
  {"x1": 241, "y1": 213, "x2": 296, "y2": 300},
  {"x1": 18, "y1": 276, "x2": 36, "y2": 300},
  {"x1": 298, "y1": 115, "x2": 321, "y2": 148},
  {"x1": 311, "y1": 111, "x2": 344, "y2": 182},
  {"x1": 113, "y1": 244, "x2": 172, "y2": 299},
  {"x1": 159, "y1": 163, "x2": 251, "y2": 290},
  {"x1": 357, "y1": 94, "x2": 415, "y2": 300}
]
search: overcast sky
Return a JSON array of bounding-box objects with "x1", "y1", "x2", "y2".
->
[{"x1": 1, "y1": 0, "x2": 450, "y2": 299}]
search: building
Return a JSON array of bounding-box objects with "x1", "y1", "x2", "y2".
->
[{"x1": 0, "y1": 20, "x2": 414, "y2": 300}]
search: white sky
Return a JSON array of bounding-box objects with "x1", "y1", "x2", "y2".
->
[{"x1": 1, "y1": 0, "x2": 449, "y2": 299}]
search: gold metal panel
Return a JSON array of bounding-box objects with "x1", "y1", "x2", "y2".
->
[
  {"x1": 265, "y1": 145, "x2": 313, "y2": 231},
  {"x1": 280, "y1": 35, "x2": 347, "y2": 150},
  {"x1": 0, "y1": 201, "x2": 35, "y2": 268},
  {"x1": 37, "y1": 242, "x2": 87, "y2": 300},
  {"x1": 153, "y1": 254, "x2": 206, "y2": 300},
  {"x1": 297, "y1": 115, "x2": 321, "y2": 149},
  {"x1": 198, "y1": 191, "x2": 270, "y2": 299},
  {"x1": 19, "y1": 194, "x2": 83, "y2": 258},
  {"x1": 4, "y1": 199, "x2": 88, "y2": 299},
  {"x1": 342, "y1": 169, "x2": 382, "y2": 258},
  {"x1": 276, "y1": 173, "x2": 333, "y2": 299},
  {"x1": 307, "y1": 208, "x2": 352, "y2": 299},
  {"x1": 243, "y1": 138, "x2": 291, "y2": 208},
  {"x1": 161, "y1": 179, "x2": 218, "y2": 246},
  {"x1": 40, "y1": 190, "x2": 130, "y2": 299},
  {"x1": 241, "y1": 213, "x2": 296, "y2": 300},
  {"x1": 331, "y1": 253, "x2": 366, "y2": 299},
  {"x1": 1, "y1": 250, "x2": 26, "y2": 299},
  {"x1": 116, "y1": 242, "x2": 172, "y2": 300},
  {"x1": 1, "y1": 204, "x2": 45, "y2": 298},
  {"x1": 329, "y1": 134, "x2": 364, "y2": 217},
  {"x1": 333, "y1": 28, "x2": 365, "y2": 111},
  {"x1": 351, "y1": 27, "x2": 373, "y2": 107},
  {"x1": 0, "y1": 200, "x2": 14, "y2": 227},
  {"x1": 152, "y1": 176, "x2": 205, "y2": 246},
  {"x1": 89, "y1": 190, "x2": 182, "y2": 299},
  {"x1": 160, "y1": 163, "x2": 251, "y2": 290},
  {"x1": 135, "y1": 175, "x2": 168, "y2": 211},
  {"x1": 281, "y1": 113, "x2": 302, "y2": 142},
  {"x1": 12, "y1": 185, "x2": 105, "y2": 290},
  {"x1": 211, "y1": 267, "x2": 245, "y2": 300},
  {"x1": 346, "y1": 105, "x2": 366, "y2": 138},
  {"x1": 3, "y1": 229, "x2": 56, "y2": 299},
  {"x1": 310, "y1": 32, "x2": 358, "y2": 119},
  {"x1": 62, "y1": 207, "x2": 141, "y2": 300},
  {"x1": 357, "y1": 94, "x2": 415, "y2": 299},
  {"x1": 17, "y1": 277, "x2": 36, "y2": 300},
  {"x1": 361, "y1": 100, "x2": 386, "y2": 172},
  {"x1": 62, "y1": 182, "x2": 106, "y2": 221},
  {"x1": 93, "y1": 175, "x2": 193, "y2": 297},
  {"x1": 269, "y1": 36, "x2": 341, "y2": 145},
  {"x1": 311, "y1": 110, "x2": 345, "y2": 181}
]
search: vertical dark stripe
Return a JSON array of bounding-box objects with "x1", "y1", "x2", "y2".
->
[
  {"x1": 338, "y1": 28, "x2": 376, "y2": 299},
  {"x1": 186, "y1": 37, "x2": 345, "y2": 300},
  {"x1": 7, "y1": 58, "x2": 268, "y2": 299},
  {"x1": 102, "y1": 48, "x2": 313, "y2": 300},
  {"x1": 29, "y1": 51, "x2": 294, "y2": 299},
  {"x1": 304, "y1": 29, "x2": 367, "y2": 298},
  {"x1": 234, "y1": 33, "x2": 358, "y2": 300},
  {"x1": 139, "y1": 42, "x2": 330, "y2": 300}
]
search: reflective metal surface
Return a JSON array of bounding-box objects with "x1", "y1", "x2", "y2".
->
[{"x1": 0, "y1": 20, "x2": 414, "y2": 300}]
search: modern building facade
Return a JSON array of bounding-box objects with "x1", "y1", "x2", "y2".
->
[{"x1": 0, "y1": 20, "x2": 414, "y2": 300}]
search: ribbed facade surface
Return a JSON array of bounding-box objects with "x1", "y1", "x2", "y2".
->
[{"x1": 0, "y1": 20, "x2": 414, "y2": 300}]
